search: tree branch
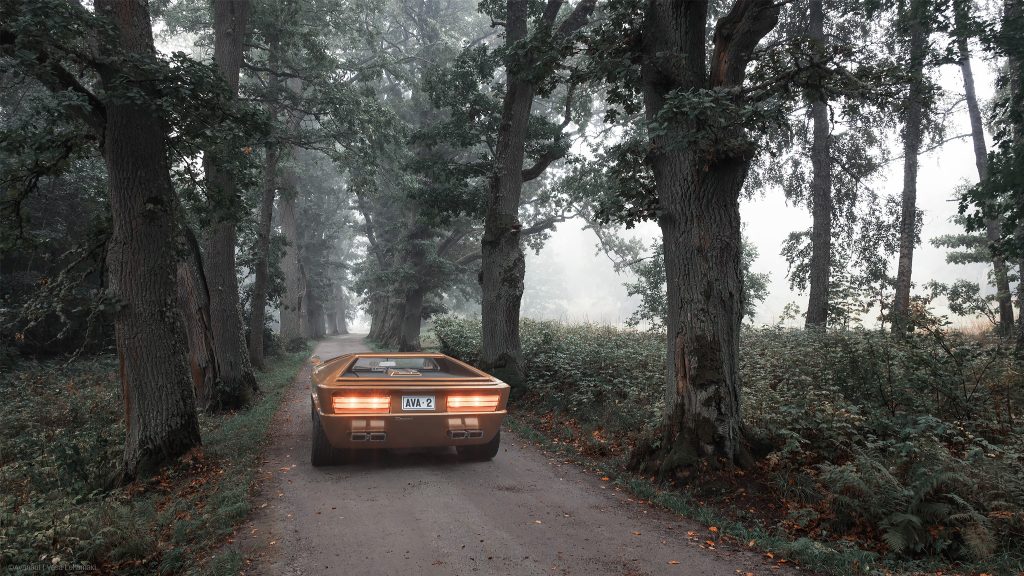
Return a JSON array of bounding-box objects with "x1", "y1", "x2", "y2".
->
[
  {"x1": 0, "y1": 29, "x2": 107, "y2": 139},
  {"x1": 455, "y1": 252, "x2": 482, "y2": 266},
  {"x1": 522, "y1": 147, "x2": 565, "y2": 182},
  {"x1": 540, "y1": 0, "x2": 566, "y2": 30},
  {"x1": 521, "y1": 215, "x2": 565, "y2": 236},
  {"x1": 554, "y1": 0, "x2": 596, "y2": 39},
  {"x1": 710, "y1": 0, "x2": 782, "y2": 88}
]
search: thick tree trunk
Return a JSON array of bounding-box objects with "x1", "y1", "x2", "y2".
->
[
  {"x1": 399, "y1": 287, "x2": 426, "y2": 352},
  {"x1": 336, "y1": 289, "x2": 350, "y2": 335},
  {"x1": 892, "y1": 1, "x2": 928, "y2": 331},
  {"x1": 304, "y1": 281, "x2": 324, "y2": 339},
  {"x1": 94, "y1": 0, "x2": 201, "y2": 480},
  {"x1": 954, "y1": 0, "x2": 1015, "y2": 335},
  {"x1": 202, "y1": 220, "x2": 258, "y2": 409},
  {"x1": 248, "y1": 143, "x2": 278, "y2": 367},
  {"x1": 177, "y1": 228, "x2": 218, "y2": 408},
  {"x1": 804, "y1": 0, "x2": 832, "y2": 329},
  {"x1": 377, "y1": 295, "x2": 405, "y2": 349},
  {"x1": 278, "y1": 183, "x2": 304, "y2": 342},
  {"x1": 479, "y1": 0, "x2": 533, "y2": 386},
  {"x1": 656, "y1": 151, "x2": 749, "y2": 470},
  {"x1": 201, "y1": 0, "x2": 257, "y2": 408},
  {"x1": 327, "y1": 309, "x2": 339, "y2": 335},
  {"x1": 367, "y1": 293, "x2": 385, "y2": 341},
  {"x1": 632, "y1": 0, "x2": 779, "y2": 474}
]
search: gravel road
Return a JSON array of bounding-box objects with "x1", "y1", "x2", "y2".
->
[{"x1": 237, "y1": 334, "x2": 794, "y2": 576}]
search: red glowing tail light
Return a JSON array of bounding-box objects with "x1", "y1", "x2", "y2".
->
[
  {"x1": 333, "y1": 394, "x2": 390, "y2": 414},
  {"x1": 446, "y1": 393, "x2": 501, "y2": 412}
]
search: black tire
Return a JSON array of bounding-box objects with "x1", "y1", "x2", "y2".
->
[
  {"x1": 457, "y1": 430, "x2": 501, "y2": 461},
  {"x1": 311, "y1": 400, "x2": 336, "y2": 467}
]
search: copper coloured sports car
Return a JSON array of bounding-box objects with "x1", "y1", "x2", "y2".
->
[{"x1": 309, "y1": 352, "x2": 510, "y2": 466}]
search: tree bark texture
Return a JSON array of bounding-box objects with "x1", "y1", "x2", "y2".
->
[
  {"x1": 247, "y1": 142, "x2": 279, "y2": 367},
  {"x1": 400, "y1": 287, "x2": 426, "y2": 352},
  {"x1": 379, "y1": 295, "x2": 406, "y2": 349},
  {"x1": 638, "y1": 0, "x2": 779, "y2": 472},
  {"x1": 479, "y1": 0, "x2": 534, "y2": 386},
  {"x1": 367, "y1": 293, "x2": 385, "y2": 341},
  {"x1": 278, "y1": 174, "x2": 304, "y2": 342},
  {"x1": 478, "y1": 0, "x2": 595, "y2": 386},
  {"x1": 177, "y1": 227, "x2": 218, "y2": 408},
  {"x1": 1006, "y1": 0, "x2": 1024, "y2": 355},
  {"x1": 804, "y1": 0, "x2": 832, "y2": 329},
  {"x1": 304, "y1": 281, "x2": 324, "y2": 339},
  {"x1": 892, "y1": 1, "x2": 928, "y2": 331},
  {"x1": 94, "y1": 0, "x2": 201, "y2": 480},
  {"x1": 202, "y1": 0, "x2": 257, "y2": 408},
  {"x1": 954, "y1": 0, "x2": 1015, "y2": 335},
  {"x1": 335, "y1": 286, "x2": 350, "y2": 335}
]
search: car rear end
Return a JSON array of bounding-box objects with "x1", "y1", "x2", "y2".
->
[{"x1": 310, "y1": 353, "x2": 509, "y2": 454}]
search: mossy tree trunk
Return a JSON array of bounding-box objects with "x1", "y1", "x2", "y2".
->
[
  {"x1": 634, "y1": 0, "x2": 779, "y2": 476},
  {"x1": 94, "y1": 0, "x2": 203, "y2": 480}
]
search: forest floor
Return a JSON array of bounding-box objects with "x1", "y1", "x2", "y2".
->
[{"x1": 233, "y1": 334, "x2": 798, "y2": 576}]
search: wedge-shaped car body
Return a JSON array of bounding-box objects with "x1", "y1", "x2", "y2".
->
[{"x1": 309, "y1": 352, "x2": 509, "y2": 466}]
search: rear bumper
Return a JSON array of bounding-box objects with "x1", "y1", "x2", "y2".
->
[{"x1": 318, "y1": 410, "x2": 505, "y2": 449}]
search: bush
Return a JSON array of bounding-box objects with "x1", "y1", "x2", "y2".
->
[
  {"x1": 0, "y1": 346, "x2": 311, "y2": 574},
  {"x1": 434, "y1": 315, "x2": 1024, "y2": 568},
  {"x1": 436, "y1": 316, "x2": 664, "y2": 441}
]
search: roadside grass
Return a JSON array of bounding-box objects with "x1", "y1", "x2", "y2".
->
[
  {"x1": 435, "y1": 316, "x2": 1024, "y2": 576},
  {"x1": 0, "y1": 344, "x2": 311, "y2": 575},
  {"x1": 507, "y1": 413, "x2": 1024, "y2": 575},
  {"x1": 506, "y1": 414, "x2": 889, "y2": 575}
]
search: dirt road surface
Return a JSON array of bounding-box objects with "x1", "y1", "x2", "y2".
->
[{"x1": 238, "y1": 334, "x2": 794, "y2": 576}]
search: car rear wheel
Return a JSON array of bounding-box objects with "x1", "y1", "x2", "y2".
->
[
  {"x1": 457, "y1": 430, "x2": 501, "y2": 461},
  {"x1": 311, "y1": 400, "x2": 337, "y2": 467}
]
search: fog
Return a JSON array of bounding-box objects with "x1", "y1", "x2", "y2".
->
[{"x1": 520, "y1": 58, "x2": 1000, "y2": 329}]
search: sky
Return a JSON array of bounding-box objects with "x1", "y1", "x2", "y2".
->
[{"x1": 522, "y1": 58, "x2": 1001, "y2": 329}]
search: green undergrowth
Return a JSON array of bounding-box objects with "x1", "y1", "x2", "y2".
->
[
  {"x1": 0, "y1": 343, "x2": 312, "y2": 575},
  {"x1": 504, "y1": 415, "x2": 882, "y2": 575},
  {"x1": 435, "y1": 315, "x2": 1024, "y2": 576}
]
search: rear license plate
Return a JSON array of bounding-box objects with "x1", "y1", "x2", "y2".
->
[{"x1": 401, "y1": 395, "x2": 435, "y2": 411}]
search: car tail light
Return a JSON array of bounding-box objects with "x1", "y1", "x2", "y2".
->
[
  {"x1": 333, "y1": 394, "x2": 390, "y2": 414},
  {"x1": 447, "y1": 393, "x2": 501, "y2": 412}
]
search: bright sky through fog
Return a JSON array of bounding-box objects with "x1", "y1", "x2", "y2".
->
[{"x1": 523, "y1": 56, "x2": 999, "y2": 328}]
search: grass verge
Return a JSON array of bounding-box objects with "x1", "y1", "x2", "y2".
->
[
  {"x1": 0, "y1": 344, "x2": 312, "y2": 575},
  {"x1": 504, "y1": 413, "x2": 1014, "y2": 576}
]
